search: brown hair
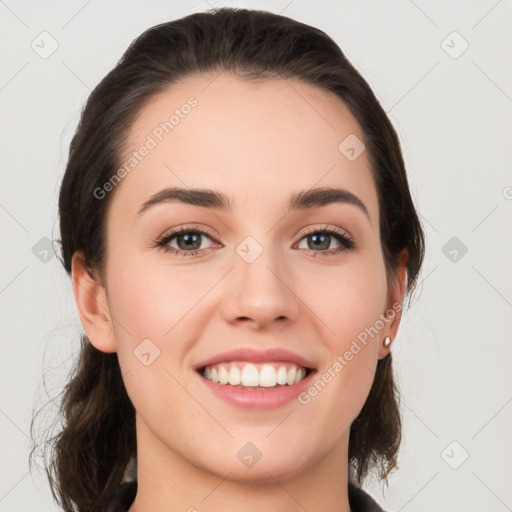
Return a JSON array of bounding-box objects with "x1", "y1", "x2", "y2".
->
[{"x1": 30, "y1": 7, "x2": 425, "y2": 512}]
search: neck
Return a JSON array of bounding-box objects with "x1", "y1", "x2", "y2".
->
[{"x1": 128, "y1": 413, "x2": 352, "y2": 512}]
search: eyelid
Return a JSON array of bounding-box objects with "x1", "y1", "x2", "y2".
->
[
  {"x1": 155, "y1": 223, "x2": 356, "y2": 257},
  {"x1": 296, "y1": 224, "x2": 356, "y2": 254},
  {"x1": 299, "y1": 224, "x2": 353, "y2": 240},
  {"x1": 156, "y1": 224, "x2": 353, "y2": 244},
  {"x1": 158, "y1": 223, "x2": 218, "y2": 241}
]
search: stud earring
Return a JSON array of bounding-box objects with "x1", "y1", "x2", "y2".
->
[{"x1": 378, "y1": 336, "x2": 393, "y2": 361}]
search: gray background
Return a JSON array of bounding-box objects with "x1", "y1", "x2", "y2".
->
[{"x1": 1, "y1": 0, "x2": 511, "y2": 510}]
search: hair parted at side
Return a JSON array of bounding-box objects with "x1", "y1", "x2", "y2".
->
[{"x1": 30, "y1": 7, "x2": 425, "y2": 512}]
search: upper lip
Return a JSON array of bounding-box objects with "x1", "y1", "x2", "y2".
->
[{"x1": 193, "y1": 347, "x2": 317, "y2": 371}]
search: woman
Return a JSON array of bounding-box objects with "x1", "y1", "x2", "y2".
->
[{"x1": 30, "y1": 7, "x2": 425, "y2": 512}]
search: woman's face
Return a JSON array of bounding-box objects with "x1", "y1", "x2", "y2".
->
[{"x1": 76, "y1": 72, "x2": 405, "y2": 484}]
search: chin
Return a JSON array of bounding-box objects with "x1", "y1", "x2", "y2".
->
[{"x1": 193, "y1": 440, "x2": 316, "y2": 485}]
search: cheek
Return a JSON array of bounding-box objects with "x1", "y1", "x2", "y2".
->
[
  {"x1": 106, "y1": 253, "x2": 215, "y2": 342},
  {"x1": 299, "y1": 259, "x2": 386, "y2": 432},
  {"x1": 309, "y1": 252, "x2": 388, "y2": 346},
  {"x1": 106, "y1": 256, "x2": 209, "y2": 432},
  {"x1": 105, "y1": 254, "x2": 219, "y2": 405}
]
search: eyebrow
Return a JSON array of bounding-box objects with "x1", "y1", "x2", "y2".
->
[{"x1": 137, "y1": 186, "x2": 370, "y2": 220}]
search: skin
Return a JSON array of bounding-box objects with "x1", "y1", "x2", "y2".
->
[{"x1": 72, "y1": 72, "x2": 408, "y2": 512}]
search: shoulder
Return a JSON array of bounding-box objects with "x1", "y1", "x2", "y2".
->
[
  {"x1": 110, "y1": 480, "x2": 137, "y2": 512},
  {"x1": 110, "y1": 480, "x2": 389, "y2": 512},
  {"x1": 348, "y1": 481, "x2": 389, "y2": 512}
]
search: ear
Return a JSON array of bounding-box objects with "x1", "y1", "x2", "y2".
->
[
  {"x1": 71, "y1": 250, "x2": 117, "y2": 353},
  {"x1": 378, "y1": 248, "x2": 409, "y2": 360}
]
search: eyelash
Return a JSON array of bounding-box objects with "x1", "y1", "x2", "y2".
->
[{"x1": 154, "y1": 224, "x2": 355, "y2": 259}]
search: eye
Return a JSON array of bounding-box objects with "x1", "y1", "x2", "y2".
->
[
  {"x1": 155, "y1": 225, "x2": 218, "y2": 258},
  {"x1": 154, "y1": 224, "x2": 355, "y2": 259},
  {"x1": 296, "y1": 225, "x2": 355, "y2": 257}
]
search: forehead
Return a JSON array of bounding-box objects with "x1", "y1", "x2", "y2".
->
[{"x1": 112, "y1": 72, "x2": 378, "y2": 224}]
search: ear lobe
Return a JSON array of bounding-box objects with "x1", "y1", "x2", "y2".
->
[
  {"x1": 71, "y1": 251, "x2": 117, "y2": 353},
  {"x1": 379, "y1": 248, "x2": 409, "y2": 359}
]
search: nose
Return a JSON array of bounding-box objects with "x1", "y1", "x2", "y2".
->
[{"x1": 220, "y1": 244, "x2": 300, "y2": 329}]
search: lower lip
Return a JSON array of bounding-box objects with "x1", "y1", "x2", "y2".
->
[{"x1": 196, "y1": 369, "x2": 317, "y2": 409}]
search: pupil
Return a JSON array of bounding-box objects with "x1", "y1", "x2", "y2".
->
[
  {"x1": 180, "y1": 233, "x2": 200, "y2": 250},
  {"x1": 310, "y1": 234, "x2": 329, "y2": 250}
]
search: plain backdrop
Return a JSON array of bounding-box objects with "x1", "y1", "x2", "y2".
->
[{"x1": 1, "y1": 1, "x2": 511, "y2": 511}]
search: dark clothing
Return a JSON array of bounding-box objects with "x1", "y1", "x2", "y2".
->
[{"x1": 111, "y1": 480, "x2": 387, "y2": 512}]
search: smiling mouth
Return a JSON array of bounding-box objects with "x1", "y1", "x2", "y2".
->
[{"x1": 197, "y1": 361, "x2": 315, "y2": 389}]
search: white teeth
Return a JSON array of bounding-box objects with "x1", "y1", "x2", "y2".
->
[
  {"x1": 259, "y1": 364, "x2": 277, "y2": 387},
  {"x1": 228, "y1": 366, "x2": 241, "y2": 385},
  {"x1": 276, "y1": 366, "x2": 288, "y2": 385},
  {"x1": 286, "y1": 366, "x2": 296, "y2": 385},
  {"x1": 241, "y1": 364, "x2": 259, "y2": 386},
  {"x1": 218, "y1": 365, "x2": 229, "y2": 384},
  {"x1": 201, "y1": 362, "x2": 308, "y2": 388}
]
